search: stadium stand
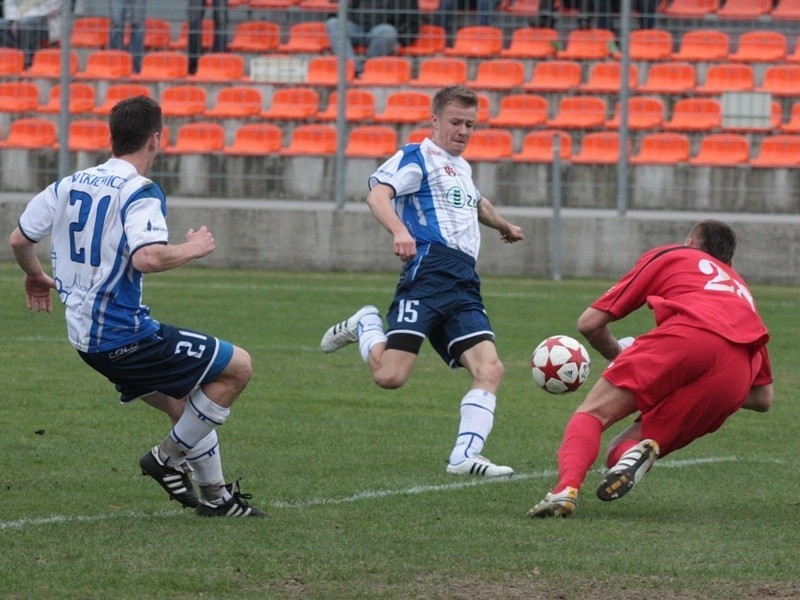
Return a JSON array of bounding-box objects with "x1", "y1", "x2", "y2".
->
[
  {"x1": 0, "y1": 81, "x2": 40, "y2": 112},
  {"x1": 205, "y1": 87, "x2": 264, "y2": 118},
  {"x1": 728, "y1": 30, "x2": 787, "y2": 62},
  {"x1": 282, "y1": 124, "x2": 337, "y2": 155},
  {"x1": 306, "y1": 56, "x2": 355, "y2": 86},
  {"x1": 22, "y1": 48, "x2": 78, "y2": 78},
  {"x1": 169, "y1": 20, "x2": 215, "y2": 51},
  {"x1": 628, "y1": 29, "x2": 673, "y2": 61},
  {"x1": 0, "y1": 48, "x2": 25, "y2": 76},
  {"x1": 695, "y1": 63, "x2": 755, "y2": 94},
  {"x1": 605, "y1": 96, "x2": 665, "y2": 130},
  {"x1": 557, "y1": 28, "x2": 615, "y2": 60},
  {"x1": 468, "y1": 58, "x2": 526, "y2": 90},
  {"x1": 93, "y1": 84, "x2": 153, "y2": 115},
  {"x1": 571, "y1": 131, "x2": 621, "y2": 164},
  {"x1": 749, "y1": 134, "x2": 800, "y2": 167},
  {"x1": 716, "y1": 0, "x2": 773, "y2": 18},
  {"x1": 278, "y1": 22, "x2": 331, "y2": 53},
  {"x1": 664, "y1": 97, "x2": 723, "y2": 131},
  {"x1": 399, "y1": 24, "x2": 447, "y2": 56},
  {"x1": 662, "y1": 0, "x2": 720, "y2": 18},
  {"x1": 546, "y1": 95, "x2": 608, "y2": 129},
  {"x1": 68, "y1": 119, "x2": 111, "y2": 152},
  {"x1": 771, "y1": 0, "x2": 800, "y2": 18},
  {"x1": 228, "y1": 21, "x2": 282, "y2": 53},
  {"x1": 637, "y1": 61, "x2": 697, "y2": 94},
  {"x1": 444, "y1": 26, "x2": 504, "y2": 57},
  {"x1": 354, "y1": 57, "x2": 412, "y2": 86},
  {"x1": 261, "y1": 87, "x2": 319, "y2": 120},
  {"x1": 524, "y1": 60, "x2": 582, "y2": 92},
  {"x1": 0, "y1": 117, "x2": 56, "y2": 148},
  {"x1": 161, "y1": 85, "x2": 208, "y2": 117},
  {"x1": 672, "y1": 29, "x2": 730, "y2": 61},
  {"x1": 579, "y1": 61, "x2": 638, "y2": 93},
  {"x1": 374, "y1": 91, "x2": 431, "y2": 124},
  {"x1": 76, "y1": 49, "x2": 133, "y2": 79},
  {"x1": 461, "y1": 128, "x2": 514, "y2": 161},
  {"x1": 70, "y1": 16, "x2": 110, "y2": 48},
  {"x1": 134, "y1": 51, "x2": 189, "y2": 81},
  {"x1": 756, "y1": 64, "x2": 800, "y2": 95},
  {"x1": 164, "y1": 121, "x2": 226, "y2": 154},
  {"x1": 189, "y1": 53, "x2": 247, "y2": 82}
]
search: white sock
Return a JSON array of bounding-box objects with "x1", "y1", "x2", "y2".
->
[
  {"x1": 358, "y1": 313, "x2": 387, "y2": 362},
  {"x1": 185, "y1": 432, "x2": 232, "y2": 503},
  {"x1": 449, "y1": 389, "x2": 496, "y2": 465},
  {"x1": 169, "y1": 388, "x2": 229, "y2": 454}
]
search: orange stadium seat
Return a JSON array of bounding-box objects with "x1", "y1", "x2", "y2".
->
[
  {"x1": 476, "y1": 93, "x2": 491, "y2": 123},
  {"x1": 374, "y1": 90, "x2": 431, "y2": 124},
  {"x1": 161, "y1": 85, "x2": 208, "y2": 117},
  {"x1": 637, "y1": 62, "x2": 696, "y2": 94},
  {"x1": 662, "y1": 0, "x2": 720, "y2": 17},
  {"x1": 771, "y1": 0, "x2": 800, "y2": 18},
  {"x1": 579, "y1": 61, "x2": 638, "y2": 93},
  {"x1": 696, "y1": 63, "x2": 755, "y2": 94},
  {"x1": 512, "y1": 130, "x2": 571, "y2": 162},
  {"x1": 489, "y1": 94, "x2": 548, "y2": 128},
  {"x1": 169, "y1": 19, "x2": 215, "y2": 51},
  {"x1": 444, "y1": 26, "x2": 503, "y2": 57},
  {"x1": 503, "y1": 0, "x2": 543, "y2": 15},
  {"x1": 71, "y1": 16, "x2": 110, "y2": 48},
  {"x1": 571, "y1": 132, "x2": 622, "y2": 164},
  {"x1": 557, "y1": 28, "x2": 615, "y2": 60},
  {"x1": 0, "y1": 117, "x2": 56, "y2": 149},
  {"x1": 139, "y1": 18, "x2": 172, "y2": 50},
  {"x1": 278, "y1": 22, "x2": 331, "y2": 53},
  {"x1": 407, "y1": 128, "x2": 431, "y2": 143},
  {"x1": 715, "y1": 0, "x2": 772, "y2": 18},
  {"x1": 500, "y1": 27, "x2": 558, "y2": 58},
  {"x1": 345, "y1": 125, "x2": 397, "y2": 158},
  {"x1": 93, "y1": 83, "x2": 152, "y2": 115},
  {"x1": 524, "y1": 60, "x2": 581, "y2": 92},
  {"x1": 781, "y1": 101, "x2": 800, "y2": 132},
  {"x1": 605, "y1": 96, "x2": 665, "y2": 130},
  {"x1": 728, "y1": 30, "x2": 787, "y2": 62},
  {"x1": 0, "y1": 81, "x2": 39, "y2": 112},
  {"x1": 282, "y1": 124, "x2": 337, "y2": 155},
  {"x1": 689, "y1": 133, "x2": 749, "y2": 166},
  {"x1": 134, "y1": 51, "x2": 189, "y2": 81},
  {"x1": 249, "y1": 0, "x2": 300, "y2": 8},
  {"x1": 261, "y1": 87, "x2": 319, "y2": 120},
  {"x1": 0, "y1": 48, "x2": 24, "y2": 76},
  {"x1": 399, "y1": 24, "x2": 446, "y2": 56},
  {"x1": 68, "y1": 119, "x2": 111, "y2": 152},
  {"x1": 165, "y1": 122, "x2": 225, "y2": 154},
  {"x1": 410, "y1": 57, "x2": 468, "y2": 87},
  {"x1": 228, "y1": 21, "x2": 281, "y2": 53},
  {"x1": 468, "y1": 59, "x2": 526, "y2": 90},
  {"x1": 38, "y1": 83, "x2": 95, "y2": 114},
  {"x1": 629, "y1": 29, "x2": 673, "y2": 61},
  {"x1": 297, "y1": 0, "x2": 337, "y2": 9},
  {"x1": 756, "y1": 64, "x2": 800, "y2": 96},
  {"x1": 672, "y1": 30, "x2": 729, "y2": 62},
  {"x1": 76, "y1": 49, "x2": 133, "y2": 79},
  {"x1": 223, "y1": 123, "x2": 283, "y2": 156},
  {"x1": 546, "y1": 95, "x2": 608, "y2": 129},
  {"x1": 630, "y1": 132, "x2": 691, "y2": 165},
  {"x1": 205, "y1": 87, "x2": 263, "y2": 118},
  {"x1": 749, "y1": 135, "x2": 800, "y2": 167},
  {"x1": 306, "y1": 56, "x2": 355, "y2": 86},
  {"x1": 22, "y1": 48, "x2": 78, "y2": 78},
  {"x1": 316, "y1": 89, "x2": 376, "y2": 122},
  {"x1": 355, "y1": 56, "x2": 411, "y2": 86},
  {"x1": 664, "y1": 97, "x2": 722, "y2": 131},
  {"x1": 190, "y1": 53, "x2": 246, "y2": 82},
  {"x1": 461, "y1": 129, "x2": 513, "y2": 161}
]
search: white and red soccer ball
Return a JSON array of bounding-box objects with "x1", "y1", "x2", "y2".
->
[{"x1": 531, "y1": 335, "x2": 591, "y2": 394}]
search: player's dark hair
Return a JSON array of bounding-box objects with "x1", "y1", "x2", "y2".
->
[
  {"x1": 432, "y1": 85, "x2": 478, "y2": 116},
  {"x1": 109, "y1": 95, "x2": 162, "y2": 157},
  {"x1": 692, "y1": 219, "x2": 736, "y2": 265}
]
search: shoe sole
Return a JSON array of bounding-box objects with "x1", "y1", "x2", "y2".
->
[{"x1": 596, "y1": 441, "x2": 657, "y2": 502}]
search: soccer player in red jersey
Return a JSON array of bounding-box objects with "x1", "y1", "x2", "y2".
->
[{"x1": 528, "y1": 220, "x2": 774, "y2": 518}]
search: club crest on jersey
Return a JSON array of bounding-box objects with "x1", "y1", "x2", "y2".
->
[{"x1": 444, "y1": 164, "x2": 456, "y2": 177}]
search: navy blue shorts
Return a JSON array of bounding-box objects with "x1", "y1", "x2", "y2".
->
[
  {"x1": 386, "y1": 244, "x2": 495, "y2": 368},
  {"x1": 78, "y1": 323, "x2": 234, "y2": 403}
]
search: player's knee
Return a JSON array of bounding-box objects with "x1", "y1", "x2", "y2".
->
[
  {"x1": 228, "y1": 347, "x2": 253, "y2": 391},
  {"x1": 372, "y1": 370, "x2": 406, "y2": 390},
  {"x1": 475, "y1": 358, "x2": 504, "y2": 387}
]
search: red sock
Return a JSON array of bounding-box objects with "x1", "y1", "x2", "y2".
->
[
  {"x1": 605, "y1": 438, "x2": 639, "y2": 469},
  {"x1": 554, "y1": 412, "x2": 603, "y2": 492}
]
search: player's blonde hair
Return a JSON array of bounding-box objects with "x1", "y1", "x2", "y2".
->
[{"x1": 432, "y1": 85, "x2": 478, "y2": 116}]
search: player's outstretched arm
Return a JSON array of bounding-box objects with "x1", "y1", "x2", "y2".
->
[
  {"x1": 477, "y1": 197, "x2": 523, "y2": 243},
  {"x1": 9, "y1": 227, "x2": 56, "y2": 313},
  {"x1": 366, "y1": 183, "x2": 416, "y2": 261},
  {"x1": 577, "y1": 307, "x2": 622, "y2": 361},
  {"x1": 132, "y1": 226, "x2": 216, "y2": 273}
]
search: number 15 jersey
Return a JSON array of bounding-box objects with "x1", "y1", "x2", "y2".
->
[{"x1": 17, "y1": 157, "x2": 168, "y2": 353}]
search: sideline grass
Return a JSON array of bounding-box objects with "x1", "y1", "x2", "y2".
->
[{"x1": 1, "y1": 264, "x2": 798, "y2": 599}]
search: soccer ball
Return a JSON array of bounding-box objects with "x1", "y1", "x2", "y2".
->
[{"x1": 531, "y1": 335, "x2": 591, "y2": 394}]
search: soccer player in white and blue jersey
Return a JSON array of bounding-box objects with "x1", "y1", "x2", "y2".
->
[
  {"x1": 9, "y1": 96, "x2": 265, "y2": 517},
  {"x1": 321, "y1": 85, "x2": 524, "y2": 477}
]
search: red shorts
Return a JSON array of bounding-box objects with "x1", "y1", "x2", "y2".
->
[{"x1": 603, "y1": 323, "x2": 761, "y2": 457}]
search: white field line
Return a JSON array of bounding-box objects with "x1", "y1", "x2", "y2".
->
[{"x1": 0, "y1": 455, "x2": 783, "y2": 532}]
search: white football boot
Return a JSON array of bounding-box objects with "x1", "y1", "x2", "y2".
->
[{"x1": 320, "y1": 305, "x2": 380, "y2": 353}]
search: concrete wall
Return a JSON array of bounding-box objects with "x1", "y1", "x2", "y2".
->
[{"x1": 3, "y1": 194, "x2": 800, "y2": 284}]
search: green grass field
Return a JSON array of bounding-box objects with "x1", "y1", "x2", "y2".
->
[{"x1": 1, "y1": 263, "x2": 798, "y2": 599}]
